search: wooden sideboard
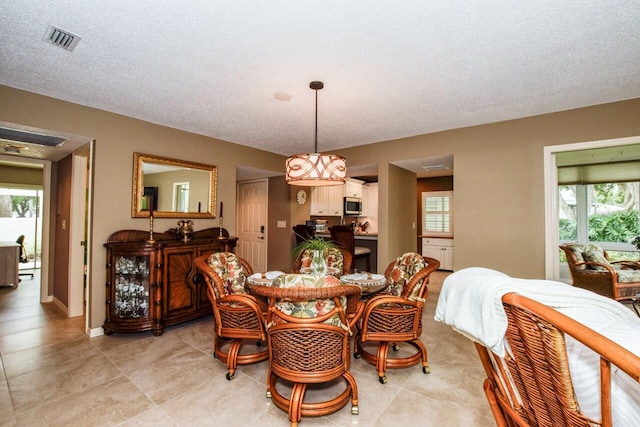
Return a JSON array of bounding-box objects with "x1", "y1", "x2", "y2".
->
[{"x1": 103, "y1": 227, "x2": 237, "y2": 335}]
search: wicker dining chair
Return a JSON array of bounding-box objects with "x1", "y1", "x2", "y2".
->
[
  {"x1": 560, "y1": 243, "x2": 640, "y2": 315},
  {"x1": 354, "y1": 253, "x2": 440, "y2": 383},
  {"x1": 194, "y1": 252, "x2": 268, "y2": 380},
  {"x1": 292, "y1": 247, "x2": 352, "y2": 276},
  {"x1": 477, "y1": 292, "x2": 640, "y2": 427},
  {"x1": 251, "y1": 274, "x2": 364, "y2": 427}
]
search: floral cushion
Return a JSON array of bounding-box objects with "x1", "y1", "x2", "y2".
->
[
  {"x1": 272, "y1": 274, "x2": 345, "y2": 326},
  {"x1": 206, "y1": 252, "x2": 247, "y2": 297},
  {"x1": 387, "y1": 252, "x2": 427, "y2": 300},
  {"x1": 583, "y1": 244, "x2": 611, "y2": 271},
  {"x1": 298, "y1": 248, "x2": 344, "y2": 276},
  {"x1": 617, "y1": 269, "x2": 640, "y2": 283},
  {"x1": 564, "y1": 243, "x2": 586, "y2": 268}
]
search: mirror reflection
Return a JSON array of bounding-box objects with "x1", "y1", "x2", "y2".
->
[{"x1": 132, "y1": 152, "x2": 217, "y2": 218}]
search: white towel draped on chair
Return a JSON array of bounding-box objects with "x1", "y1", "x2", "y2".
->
[{"x1": 435, "y1": 267, "x2": 640, "y2": 426}]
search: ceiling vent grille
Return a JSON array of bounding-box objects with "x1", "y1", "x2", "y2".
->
[
  {"x1": 43, "y1": 25, "x2": 81, "y2": 51},
  {"x1": 0, "y1": 127, "x2": 67, "y2": 147}
]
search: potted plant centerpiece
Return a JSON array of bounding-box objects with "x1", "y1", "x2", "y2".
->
[{"x1": 293, "y1": 236, "x2": 336, "y2": 276}]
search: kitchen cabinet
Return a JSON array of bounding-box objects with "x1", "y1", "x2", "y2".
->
[
  {"x1": 310, "y1": 186, "x2": 343, "y2": 216},
  {"x1": 422, "y1": 237, "x2": 454, "y2": 271},
  {"x1": 344, "y1": 178, "x2": 364, "y2": 198},
  {"x1": 103, "y1": 227, "x2": 237, "y2": 335}
]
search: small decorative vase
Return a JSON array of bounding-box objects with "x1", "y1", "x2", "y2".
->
[{"x1": 310, "y1": 249, "x2": 328, "y2": 276}]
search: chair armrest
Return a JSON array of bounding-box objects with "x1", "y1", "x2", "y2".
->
[
  {"x1": 574, "y1": 261, "x2": 619, "y2": 279},
  {"x1": 612, "y1": 260, "x2": 640, "y2": 270}
]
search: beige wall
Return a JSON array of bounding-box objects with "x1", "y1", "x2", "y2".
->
[
  {"x1": 0, "y1": 85, "x2": 285, "y2": 331},
  {"x1": 3, "y1": 83, "x2": 640, "y2": 333},
  {"x1": 336, "y1": 98, "x2": 640, "y2": 278}
]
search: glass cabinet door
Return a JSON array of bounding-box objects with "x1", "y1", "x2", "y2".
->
[{"x1": 113, "y1": 255, "x2": 150, "y2": 319}]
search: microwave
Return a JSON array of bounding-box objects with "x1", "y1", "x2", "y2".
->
[{"x1": 343, "y1": 197, "x2": 362, "y2": 216}]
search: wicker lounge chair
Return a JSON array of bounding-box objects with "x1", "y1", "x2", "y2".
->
[
  {"x1": 478, "y1": 292, "x2": 640, "y2": 426},
  {"x1": 560, "y1": 243, "x2": 640, "y2": 314},
  {"x1": 435, "y1": 267, "x2": 640, "y2": 426}
]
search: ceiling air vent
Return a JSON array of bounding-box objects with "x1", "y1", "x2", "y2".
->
[
  {"x1": 43, "y1": 25, "x2": 81, "y2": 51},
  {"x1": 0, "y1": 127, "x2": 67, "y2": 147}
]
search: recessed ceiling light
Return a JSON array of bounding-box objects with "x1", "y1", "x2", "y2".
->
[{"x1": 422, "y1": 164, "x2": 448, "y2": 171}]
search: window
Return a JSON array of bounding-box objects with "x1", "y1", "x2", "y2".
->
[
  {"x1": 559, "y1": 182, "x2": 639, "y2": 261},
  {"x1": 422, "y1": 191, "x2": 453, "y2": 237}
]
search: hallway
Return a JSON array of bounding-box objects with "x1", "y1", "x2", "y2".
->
[{"x1": 0, "y1": 271, "x2": 494, "y2": 426}]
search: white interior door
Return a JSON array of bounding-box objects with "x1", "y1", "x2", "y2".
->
[
  {"x1": 237, "y1": 179, "x2": 267, "y2": 272},
  {"x1": 68, "y1": 154, "x2": 87, "y2": 317}
]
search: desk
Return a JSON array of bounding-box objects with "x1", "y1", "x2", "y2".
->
[{"x1": 0, "y1": 241, "x2": 20, "y2": 288}]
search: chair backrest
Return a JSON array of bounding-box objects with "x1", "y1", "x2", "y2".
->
[
  {"x1": 16, "y1": 235, "x2": 28, "y2": 262},
  {"x1": 205, "y1": 252, "x2": 253, "y2": 298},
  {"x1": 292, "y1": 224, "x2": 315, "y2": 246},
  {"x1": 477, "y1": 292, "x2": 640, "y2": 427},
  {"x1": 383, "y1": 253, "x2": 440, "y2": 299},
  {"x1": 251, "y1": 275, "x2": 362, "y2": 381},
  {"x1": 292, "y1": 247, "x2": 352, "y2": 276},
  {"x1": 329, "y1": 225, "x2": 355, "y2": 254}
]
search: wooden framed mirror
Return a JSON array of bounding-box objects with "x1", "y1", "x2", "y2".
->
[{"x1": 132, "y1": 152, "x2": 217, "y2": 218}]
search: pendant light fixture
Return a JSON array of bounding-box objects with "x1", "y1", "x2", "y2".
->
[{"x1": 285, "y1": 81, "x2": 346, "y2": 186}]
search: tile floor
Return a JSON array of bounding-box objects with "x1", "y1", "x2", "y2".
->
[{"x1": 0, "y1": 271, "x2": 494, "y2": 426}]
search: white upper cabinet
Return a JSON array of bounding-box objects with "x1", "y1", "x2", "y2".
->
[{"x1": 344, "y1": 178, "x2": 364, "y2": 198}]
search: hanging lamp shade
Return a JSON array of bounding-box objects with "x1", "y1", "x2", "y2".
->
[{"x1": 285, "y1": 81, "x2": 346, "y2": 186}]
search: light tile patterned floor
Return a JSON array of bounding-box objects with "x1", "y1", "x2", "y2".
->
[{"x1": 0, "y1": 271, "x2": 494, "y2": 426}]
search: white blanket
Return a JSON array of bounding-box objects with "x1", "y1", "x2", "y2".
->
[{"x1": 434, "y1": 267, "x2": 640, "y2": 426}]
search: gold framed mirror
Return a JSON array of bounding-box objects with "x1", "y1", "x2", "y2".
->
[{"x1": 132, "y1": 152, "x2": 217, "y2": 218}]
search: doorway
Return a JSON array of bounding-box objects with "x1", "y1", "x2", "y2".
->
[
  {"x1": 543, "y1": 136, "x2": 640, "y2": 280},
  {"x1": 236, "y1": 179, "x2": 268, "y2": 272}
]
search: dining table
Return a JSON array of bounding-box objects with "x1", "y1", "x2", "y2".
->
[{"x1": 247, "y1": 270, "x2": 387, "y2": 300}]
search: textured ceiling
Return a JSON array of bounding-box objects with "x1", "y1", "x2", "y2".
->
[{"x1": 1, "y1": 1, "x2": 640, "y2": 163}]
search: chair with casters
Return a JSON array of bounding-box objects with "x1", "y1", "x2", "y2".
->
[
  {"x1": 292, "y1": 224, "x2": 315, "y2": 246},
  {"x1": 194, "y1": 252, "x2": 268, "y2": 380},
  {"x1": 354, "y1": 252, "x2": 440, "y2": 384},
  {"x1": 251, "y1": 274, "x2": 364, "y2": 427},
  {"x1": 328, "y1": 225, "x2": 371, "y2": 272},
  {"x1": 16, "y1": 235, "x2": 34, "y2": 280},
  {"x1": 292, "y1": 246, "x2": 352, "y2": 277},
  {"x1": 560, "y1": 243, "x2": 640, "y2": 315}
]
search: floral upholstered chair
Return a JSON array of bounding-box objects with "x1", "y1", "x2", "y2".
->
[
  {"x1": 292, "y1": 247, "x2": 352, "y2": 276},
  {"x1": 560, "y1": 243, "x2": 640, "y2": 315},
  {"x1": 194, "y1": 252, "x2": 268, "y2": 380},
  {"x1": 251, "y1": 274, "x2": 364, "y2": 426},
  {"x1": 355, "y1": 252, "x2": 440, "y2": 384}
]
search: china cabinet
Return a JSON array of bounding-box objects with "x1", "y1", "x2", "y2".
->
[{"x1": 103, "y1": 227, "x2": 237, "y2": 335}]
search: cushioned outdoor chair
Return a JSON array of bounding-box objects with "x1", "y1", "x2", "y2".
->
[
  {"x1": 194, "y1": 252, "x2": 268, "y2": 380},
  {"x1": 560, "y1": 243, "x2": 640, "y2": 314},
  {"x1": 354, "y1": 253, "x2": 440, "y2": 384},
  {"x1": 292, "y1": 246, "x2": 352, "y2": 276},
  {"x1": 251, "y1": 274, "x2": 364, "y2": 427}
]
